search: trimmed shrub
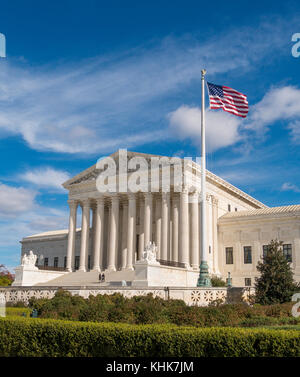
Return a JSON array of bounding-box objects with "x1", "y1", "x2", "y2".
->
[
  {"x1": 28, "y1": 290, "x2": 300, "y2": 327},
  {"x1": 0, "y1": 316, "x2": 299, "y2": 357},
  {"x1": 29, "y1": 289, "x2": 89, "y2": 320},
  {"x1": 211, "y1": 276, "x2": 227, "y2": 287},
  {"x1": 6, "y1": 301, "x2": 28, "y2": 308}
]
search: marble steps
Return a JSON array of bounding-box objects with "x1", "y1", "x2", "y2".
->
[
  {"x1": 104, "y1": 268, "x2": 135, "y2": 282},
  {"x1": 35, "y1": 268, "x2": 136, "y2": 287},
  {"x1": 36, "y1": 270, "x2": 101, "y2": 286}
]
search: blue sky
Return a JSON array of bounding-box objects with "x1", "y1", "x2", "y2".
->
[{"x1": 0, "y1": 0, "x2": 300, "y2": 269}]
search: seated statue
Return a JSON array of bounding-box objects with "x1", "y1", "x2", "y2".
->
[
  {"x1": 141, "y1": 242, "x2": 160, "y2": 265},
  {"x1": 22, "y1": 251, "x2": 38, "y2": 267}
]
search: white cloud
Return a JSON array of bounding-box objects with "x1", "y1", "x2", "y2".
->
[
  {"x1": 0, "y1": 208, "x2": 68, "y2": 246},
  {"x1": 0, "y1": 183, "x2": 36, "y2": 217},
  {"x1": 0, "y1": 182, "x2": 68, "y2": 245},
  {"x1": 288, "y1": 120, "x2": 300, "y2": 144},
  {"x1": 168, "y1": 105, "x2": 242, "y2": 152},
  {"x1": 169, "y1": 85, "x2": 300, "y2": 152},
  {"x1": 247, "y1": 86, "x2": 300, "y2": 134},
  {"x1": 281, "y1": 182, "x2": 300, "y2": 193},
  {"x1": 0, "y1": 17, "x2": 295, "y2": 154},
  {"x1": 19, "y1": 167, "x2": 71, "y2": 190}
]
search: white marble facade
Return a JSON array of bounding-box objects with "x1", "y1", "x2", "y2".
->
[{"x1": 20, "y1": 151, "x2": 300, "y2": 287}]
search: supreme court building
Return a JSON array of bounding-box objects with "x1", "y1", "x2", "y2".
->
[{"x1": 18, "y1": 150, "x2": 300, "y2": 288}]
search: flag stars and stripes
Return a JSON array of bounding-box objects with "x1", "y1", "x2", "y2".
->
[{"x1": 207, "y1": 82, "x2": 249, "y2": 118}]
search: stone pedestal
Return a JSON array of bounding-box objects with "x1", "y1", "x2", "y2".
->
[
  {"x1": 13, "y1": 265, "x2": 67, "y2": 286},
  {"x1": 132, "y1": 260, "x2": 199, "y2": 287}
]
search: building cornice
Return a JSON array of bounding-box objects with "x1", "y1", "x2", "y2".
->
[{"x1": 62, "y1": 150, "x2": 266, "y2": 209}]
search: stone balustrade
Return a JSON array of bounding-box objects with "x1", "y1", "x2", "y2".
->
[{"x1": 0, "y1": 286, "x2": 254, "y2": 307}]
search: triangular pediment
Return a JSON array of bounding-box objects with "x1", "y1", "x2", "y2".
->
[
  {"x1": 62, "y1": 150, "x2": 164, "y2": 189},
  {"x1": 62, "y1": 164, "x2": 97, "y2": 188},
  {"x1": 62, "y1": 149, "x2": 266, "y2": 210}
]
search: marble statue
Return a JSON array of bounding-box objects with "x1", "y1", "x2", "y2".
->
[
  {"x1": 141, "y1": 242, "x2": 160, "y2": 265},
  {"x1": 22, "y1": 250, "x2": 38, "y2": 267}
]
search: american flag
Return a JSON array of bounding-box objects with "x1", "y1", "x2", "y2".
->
[{"x1": 207, "y1": 82, "x2": 249, "y2": 118}]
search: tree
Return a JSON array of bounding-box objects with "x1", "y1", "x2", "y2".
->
[
  {"x1": 255, "y1": 240, "x2": 298, "y2": 304},
  {"x1": 0, "y1": 264, "x2": 14, "y2": 286}
]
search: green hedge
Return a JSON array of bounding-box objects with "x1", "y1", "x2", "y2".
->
[
  {"x1": 28, "y1": 290, "x2": 300, "y2": 327},
  {"x1": 0, "y1": 316, "x2": 299, "y2": 357}
]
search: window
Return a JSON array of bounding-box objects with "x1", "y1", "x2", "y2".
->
[
  {"x1": 244, "y1": 246, "x2": 252, "y2": 264},
  {"x1": 225, "y1": 247, "x2": 233, "y2": 264},
  {"x1": 75, "y1": 256, "x2": 80, "y2": 270},
  {"x1": 228, "y1": 204, "x2": 231, "y2": 212},
  {"x1": 88, "y1": 255, "x2": 91, "y2": 270},
  {"x1": 235, "y1": 207, "x2": 238, "y2": 212},
  {"x1": 262, "y1": 245, "x2": 270, "y2": 258},
  {"x1": 54, "y1": 257, "x2": 58, "y2": 268},
  {"x1": 64, "y1": 256, "x2": 67, "y2": 269},
  {"x1": 245, "y1": 278, "x2": 252, "y2": 287},
  {"x1": 44, "y1": 258, "x2": 48, "y2": 267},
  {"x1": 209, "y1": 246, "x2": 211, "y2": 254},
  {"x1": 283, "y1": 244, "x2": 292, "y2": 262}
]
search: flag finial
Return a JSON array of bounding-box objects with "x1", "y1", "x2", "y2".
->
[{"x1": 201, "y1": 69, "x2": 206, "y2": 77}]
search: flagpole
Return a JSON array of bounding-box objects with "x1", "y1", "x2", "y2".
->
[{"x1": 197, "y1": 68, "x2": 211, "y2": 287}]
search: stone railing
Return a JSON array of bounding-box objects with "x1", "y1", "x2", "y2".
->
[
  {"x1": 0, "y1": 286, "x2": 254, "y2": 306},
  {"x1": 157, "y1": 259, "x2": 186, "y2": 268},
  {"x1": 38, "y1": 266, "x2": 66, "y2": 272}
]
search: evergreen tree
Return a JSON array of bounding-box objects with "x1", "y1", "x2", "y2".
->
[{"x1": 255, "y1": 240, "x2": 297, "y2": 304}]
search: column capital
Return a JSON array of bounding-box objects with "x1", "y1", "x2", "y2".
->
[
  {"x1": 189, "y1": 191, "x2": 200, "y2": 204},
  {"x1": 181, "y1": 185, "x2": 189, "y2": 194},
  {"x1": 211, "y1": 195, "x2": 218, "y2": 206},
  {"x1": 127, "y1": 193, "x2": 136, "y2": 201},
  {"x1": 80, "y1": 198, "x2": 91, "y2": 207},
  {"x1": 110, "y1": 195, "x2": 120, "y2": 204},
  {"x1": 143, "y1": 192, "x2": 152, "y2": 199},
  {"x1": 189, "y1": 185, "x2": 199, "y2": 194},
  {"x1": 161, "y1": 192, "x2": 169, "y2": 200},
  {"x1": 172, "y1": 194, "x2": 180, "y2": 206},
  {"x1": 67, "y1": 199, "x2": 78, "y2": 209},
  {"x1": 95, "y1": 196, "x2": 105, "y2": 205}
]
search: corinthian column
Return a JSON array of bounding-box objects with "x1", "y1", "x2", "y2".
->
[
  {"x1": 144, "y1": 192, "x2": 152, "y2": 247},
  {"x1": 138, "y1": 199, "x2": 144, "y2": 260},
  {"x1": 172, "y1": 195, "x2": 179, "y2": 263},
  {"x1": 92, "y1": 197, "x2": 105, "y2": 272},
  {"x1": 179, "y1": 187, "x2": 190, "y2": 268},
  {"x1": 211, "y1": 196, "x2": 220, "y2": 275},
  {"x1": 126, "y1": 194, "x2": 136, "y2": 270},
  {"x1": 107, "y1": 196, "x2": 119, "y2": 271},
  {"x1": 79, "y1": 199, "x2": 90, "y2": 272},
  {"x1": 190, "y1": 191, "x2": 199, "y2": 269},
  {"x1": 155, "y1": 197, "x2": 161, "y2": 259},
  {"x1": 161, "y1": 192, "x2": 169, "y2": 261},
  {"x1": 66, "y1": 200, "x2": 78, "y2": 272},
  {"x1": 121, "y1": 201, "x2": 128, "y2": 270}
]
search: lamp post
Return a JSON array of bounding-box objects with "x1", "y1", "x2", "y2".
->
[{"x1": 226, "y1": 272, "x2": 232, "y2": 287}]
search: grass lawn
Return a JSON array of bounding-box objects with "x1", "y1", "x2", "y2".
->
[
  {"x1": 260, "y1": 324, "x2": 300, "y2": 330},
  {"x1": 5, "y1": 307, "x2": 31, "y2": 317}
]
